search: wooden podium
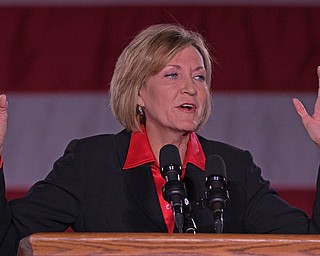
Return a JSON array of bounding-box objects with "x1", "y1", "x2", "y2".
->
[{"x1": 18, "y1": 233, "x2": 320, "y2": 256}]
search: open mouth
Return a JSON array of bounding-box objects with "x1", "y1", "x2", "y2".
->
[{"x1": 179, "y1": 104, "x2": 195, "y2": 110}]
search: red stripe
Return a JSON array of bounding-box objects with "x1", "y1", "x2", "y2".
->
[
  {"x1": 0, "y1": 6, "x2": 319, "y2": 92},
  {"x1": 277, "y1": 189, "x2": 315, "y2": 217}
]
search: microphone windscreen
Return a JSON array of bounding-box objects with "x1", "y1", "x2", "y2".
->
[
  {"x1": 205, "y1": 154, "x2": 227, "y2": 179},
  {"x1": 159, "y1": 144, "x2": 182, "y2": 168}
]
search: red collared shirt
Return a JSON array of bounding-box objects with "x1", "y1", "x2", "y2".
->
[{"x1": 123, "y1": 127, "x2": 205, "y2": 233}]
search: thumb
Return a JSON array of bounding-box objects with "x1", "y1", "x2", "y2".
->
[
  {"x1": 292, "y1": 98, "x2": 308, "y2": 119},
  {"x1": 0, "y1": 94, "x2": 8, "y2": 110},
  {"x1": 0, "y1": 94, "x2": 8, "y2": 108}
]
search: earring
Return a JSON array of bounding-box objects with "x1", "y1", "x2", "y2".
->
[{"x1": 137, "y1": 105, "x2": 144, "y2": 116}]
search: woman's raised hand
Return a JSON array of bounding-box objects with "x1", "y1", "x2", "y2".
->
[{"x1": 292, "y1": 66, "x2": 320, "y2": 149}]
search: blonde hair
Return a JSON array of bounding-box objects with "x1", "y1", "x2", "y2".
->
[{"x1": 110, "y1": 23, "x2": 212, "y2": 132}]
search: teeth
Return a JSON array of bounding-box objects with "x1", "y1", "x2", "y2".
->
[{"x1": 181, "y1": 104, "x2": 194, "y2": 109}]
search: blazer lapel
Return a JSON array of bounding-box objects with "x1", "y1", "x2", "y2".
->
[
  {"x1": 184, "y1": 163, "x2": 206, "y2": 204},
  {"x1": 122, "y1": 165, "x2": 167, "y2": 232},
  {"x1": 114, "y1": 130, "x2": 167, "y2": 232}
]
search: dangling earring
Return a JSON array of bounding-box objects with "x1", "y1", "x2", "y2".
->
[
  {"x1": 138, "y1": 105, "x2": 144, "y2": 115},
  {"x1": 137, "y1": 105, "x2": 146, "y2": 125},
  {"x1": 136, "y1": 105, "x2": 144, "y2": 116}
]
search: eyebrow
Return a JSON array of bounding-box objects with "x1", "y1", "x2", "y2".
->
[
  {"x1": 195, "y1": 66, "x2": 206, "y2": 71},
  {"x1": 166, "y1": 65, "x2": 206, "y2": 71}
]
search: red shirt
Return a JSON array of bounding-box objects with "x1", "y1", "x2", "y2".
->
[{"x1": 123, "y1": 127, "x2": 205, "y2": 233}]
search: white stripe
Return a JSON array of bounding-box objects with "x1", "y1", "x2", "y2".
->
[
  {"x1": 3, "y1": 92, "x2": 319, "y2": 189},
  {"x1": 202, "y1": 92, "x2": 319, "y2": 189}
]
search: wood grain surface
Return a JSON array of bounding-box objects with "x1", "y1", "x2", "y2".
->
[{"x1": 18, "y1": 232, "x2": 320, "y2": 256}]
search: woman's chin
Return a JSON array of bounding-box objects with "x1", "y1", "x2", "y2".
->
[{"x1": 175, "y1": 123, "x2": 199, "y2": 134}]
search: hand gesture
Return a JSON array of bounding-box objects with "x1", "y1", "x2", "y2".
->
[
  {"x1": 292, "y1": 66, "x2": 320, "y2": 149},
  {"x1": 0, "y1": 94, "x2": 8, "y2": 154}
]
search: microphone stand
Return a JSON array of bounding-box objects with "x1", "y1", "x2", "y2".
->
[{"x1": 183, "y1": 198, "x2": 197, "y2": 234}]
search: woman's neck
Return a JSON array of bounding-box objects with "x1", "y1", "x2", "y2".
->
[{"x1": 144, "y1": 125, "x2": 191, "y2": 164}]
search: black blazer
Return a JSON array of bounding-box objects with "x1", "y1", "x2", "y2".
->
[{"x1": 1, "y1": 129, "x2": 320, "y2": 255}]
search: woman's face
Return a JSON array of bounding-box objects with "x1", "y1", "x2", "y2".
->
[{"x1": 138, "y1": 46, "x2": 209, "y2": 137}]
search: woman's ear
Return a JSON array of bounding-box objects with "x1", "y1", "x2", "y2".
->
[{"x1": 137, "y1": 88, "x2": 145, "y2": 107}]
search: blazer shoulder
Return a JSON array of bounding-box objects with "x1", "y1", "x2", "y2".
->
[
  {"x1": 63, "y1": 129, "x2": 130, "y2": 166},
  {"x1": 73, "y1": 129, "x2": 130, "y2": 149},
  {"x1": 196, "y1": 134, "x2": 256, "y2": 178},
  {"x1": 196, "y1": 133, "x2": 247, "y2": 157}
]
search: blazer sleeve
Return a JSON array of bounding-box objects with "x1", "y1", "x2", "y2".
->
[
  {"x1": 0, "y1": 139, "x2": 88, "y2": 256},
  {"x1": 0, "y1": 164, "x2": 17, "y2": 255},
  {"x1": 242, "y1": 150, "x2": 320, "y2": 234}
]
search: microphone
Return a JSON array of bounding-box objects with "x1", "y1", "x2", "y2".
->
[
  {"x1": 205, "y1": 154, "x2": 229, "y2": 233},
  {"x1": 159, "y1": 144, "x2": 186, "y2": 233}
]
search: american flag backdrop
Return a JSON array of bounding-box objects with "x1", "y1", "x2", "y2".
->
[{"x1": 1, "y1": 0, "x2": 320, "y2": 216}]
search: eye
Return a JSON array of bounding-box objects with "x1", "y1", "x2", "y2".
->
[
  {"x1": 194, "y1": 74, "x2": 205, "y2": 82},
  {"x1": 164, "y1": 73, "x2": 178, "y2": 79}
]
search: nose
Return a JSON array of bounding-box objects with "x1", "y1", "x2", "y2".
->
[{"x1": 181, "y1": 77, "x2": 197, "y2": 95}]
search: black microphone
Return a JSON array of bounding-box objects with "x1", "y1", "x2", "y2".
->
[
  {"x1": 205, "y1": 154, "x2": 229, "y2": 233},
  {"x1": 159, "y1": 144, "x2": 185, "y2": 233}
]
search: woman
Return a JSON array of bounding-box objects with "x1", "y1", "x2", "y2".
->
[{"x1": 0, "y1": 24, "x2": 320, "y2": 255}]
